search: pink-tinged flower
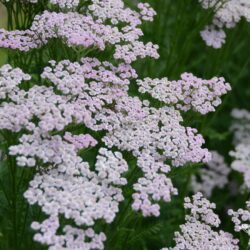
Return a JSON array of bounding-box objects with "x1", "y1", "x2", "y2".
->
[
  {"x1": 162, "y1": 193, "x2": 239, "y2": 250},
  {"x1": 199, "y1": 0, "x2": 250, "y2": 48},
  {"x1": 191, "y1": 151, "x2": 230, "y2": 197},
  {"x1": 229, "y1": 201, "x2": 250, "y2": 246},
  {"x1": 137, "y1": 73, "x2": 231, "y2": 115}
]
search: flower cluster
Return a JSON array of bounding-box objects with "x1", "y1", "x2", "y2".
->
[
  {"x1": 23, "y1": 0, "x2": 81, "y2": 9},
  {"x1": 231, "y1": 109, "x2": 250, "y2": 145},
  {"x1": 162, "y1": 193, "x2": 239, "y2": 250},
  {"x1": 229, "y1": 201, "x2": 250, "y2": 246},
  {"x1": 31, "y1": 216, "x2": 106, "y2": 250},
  {"x1": 0, "y1": 64, "x2": 31, "y2": 99},
  {"x1": 0, "y1": 1, "x2": 159, "y2": 63},
  {"x1": 191, "y1": 151, "x2": 230, "y2": 197},
  {"x1": 64, "y1": 132, "x2": 97, "y2": 150},
  {"x1": 230, "y1": 143, "x2": 250, "y2": 189},
  {"x1": 199, "y1": 0, "x2": 250, "y2": 48},
  {"x1": 0, "y1": 0, "x2": 232, "y2": 249},
  {"x1": 102, "y1": 99, "x2": 212, "y2": 216},
  {"x1": 137, "y1": 73, "x2": 231, "y2": 114},
  {"x1": 23, "y1": 146, "x2": 127, "y2": 226},
  {"x1": 49, "y1": 0, "x2": 80, "y2": 9},
  {"x1": 0, "y1": 56, "x2": 228, "y2": 246},
  {"x1": 230, "y1": 109, "x2": 250, "y2": 189}
]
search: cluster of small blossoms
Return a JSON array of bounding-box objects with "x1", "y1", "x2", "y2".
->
[
  {"x1": 23, "y1": 146, "x2": 127, "y2": 226},
  {"x1": 103, "y1": 105, "x2": 211, "y2": 216},
  {"x1": 0, "y1": 64, "x2": 31, "y2": 99},
  {"x1": 20, "y1": 0, "x2": 81, "y2": 8},
  {"x1": 229, "y1": 109, "x2": 250, "y2": 245},
  {"x1": 200, "y1": 26, "x2": 226, "y2": 49},
  {"x1": 0, "y1": 62, "x2": 228, "y2": 220},
  {"x1": 191, "y1": 151, "x2": 231, "y2": 197},
  {"x1": 230, "y1": 109, "x2": 250, "y2": 145},
  {"x1": 0, "y1": 1, "x2": 159, "y2": 63},
  {"x1": 21, "y1": 0, "x2": 80, "y2": 8},
  {"x1": 64, "y1": 132, "x2": 97, "y2": 150},
  {"x1": 230, "y1": 109, "x2": 250, "y2": 189},
  {"x1": 229, "y1": 201, "x2": 250, "y2": 246},
  {"x1": 31, "y1": 216, "x2": 106, "y2": 250},
  {"x1": 161, "y1": 193, "x2": 239, "y2": 250},
  {"x1": 88, "y1": 0, "x2": 156, "y2": 24},
  {"x1": 137, "y1": 73, "x2": 231, "y2": 114},
  {"x1": 0, "y1": 0, "x2": 232, "y2": 248},
  {"x1": 199, "y1": 0, "x2": 250, "y2": 48},
  {"x1": 230, "y1": 143, "x2": 250, "y2": 189},
  {"x1": 49, "y1": 0, "x2": 80, "y2": 9},
  {"x1": 132, "y1": 152, "x2": 177, "y2": 217}
]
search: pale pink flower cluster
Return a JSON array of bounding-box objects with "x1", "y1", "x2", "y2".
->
[
  {"x1": 24, "y1": 0, "x2": 80, "y2": 9},
  {"x1": 23, "y1": 146, "x2": 127, "y2": 226},
  {"x1": 162, "y1": 193, "x2": 239, "y2": 250},
  {"x1": 31, "y1": 216, "x2": 106, "y2": 250},
  {"x1": 0, "y1": 1, "x2": 159, "y2": 63},
  {"x1": 230, "y1": 144, "x2": 250, "y2": 189},
  {"x1": 200, "y1": 26, "x2": 226, "y2": 49},
  {"x1": 89, "y1": 0, "x2": 156, "y2": 24},
  {"x1": 0, "y1": 64, "x2": 31, "y2": 99},
  {"x1": 191, "y1": 151, "x2": 230, "y2": 197},
  {"x1": 137, "y1": 73, "x2": 231, "y2": 114},
  {"x1": 0, "y1": 59, "x2": 228, "y2": 233},
  {"x1": 230, "y1": 109, "x2": 250, "y2": 189},
  {"x1": 0, "y1": 0, "x2": 232, "y2": 248},
  {"x1": 102, "y1": 104, "x2": 211, "y2": 216},
  {"x1": 199, "y1": 0, "x2": 250, "y2": 48},
  {"x1": 229, "y1": 201, "x2": 250, "y2": 246},
  {"x1": 9, "y1": 0, "x2": 79, "y2": 9},
  {"x1": 64, "y1": 132, "x2": 97, "y2": 150},
  {"x1": 231, "y1": 109, "x2": 250, "y2": 145},
  {"x1": 49, "y1": 0, "x2": 80, "y2": 9}
]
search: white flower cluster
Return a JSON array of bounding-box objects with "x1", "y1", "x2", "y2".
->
[
  {"x1": 137, "y1": 72, "x2": 231, "y2": 114},
  {"x1": 0, "y1": 53, "x2": 226, "y2": 248},
  {"x1": 200, "y1": 26, "x2": 226, "y2": 49},
  {"x1": 96, "y1": 147, "x2": 128, "y2": 185},
  {"x1": 230, "y1": 143, "x2": 250, "y2": 189},
  {"x1": 0, "y1": 85, "x2": 75, "y2": 132},
  {"x1": 0, "y1": 0, "x2": 232, "y2": 248},
  {"x1": 0, "y1": 1, "x2": 159, "y2": 63},
  {"x1": 23, "y1": 144, "x2": 127, "y2": 248},
  {"x1": 191, "y1": 151, "x2": 230, "y2": 197},
  {"x1": 199, "y1": 0, "x2": 250, "y2": 48},
  {"x1": 231, "y1": 109, "x2": 250, "y2": 145},
  {"x1": 31, "y1": 216, "x2": 106, "y2": 250},
  {"x1": 162, "y1": 193, "x2": 239, "y2": 250},
  {"x1": 103, "y1": 105, "x2": 210, "y2": 216},
  {"x1": 0, "y1": 64, "x2": 31, "y2": 99},
  {"x1": 230, "y1": 109, "x2": 250, "y2": 189},
  {"x1": 15, "y1": 0, "x2": 81, "y2": 9},
  {"x1": 50, "y1": 0, "x2": 80, "y2": 9},
  {"x1": 103, "y1": 106, "x2": 211, "y2": 167},
  {"x1": 64, "y1": 132, "x2": 97, "y2": 150},
  {"x1": 229, "y1": 201, "x2": 250, "y2": 246},
  {"x1": 24, "y1": 146, "x2": 127, "y2": 227}
]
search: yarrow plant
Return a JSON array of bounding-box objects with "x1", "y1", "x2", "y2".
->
[{"x1": 0, "y1": 0, "x2": 239, "y2": 249}]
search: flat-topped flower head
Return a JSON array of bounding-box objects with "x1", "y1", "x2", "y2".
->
[{"x1": 162, "y1": 193, "x2": 239, "y2": 250}]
